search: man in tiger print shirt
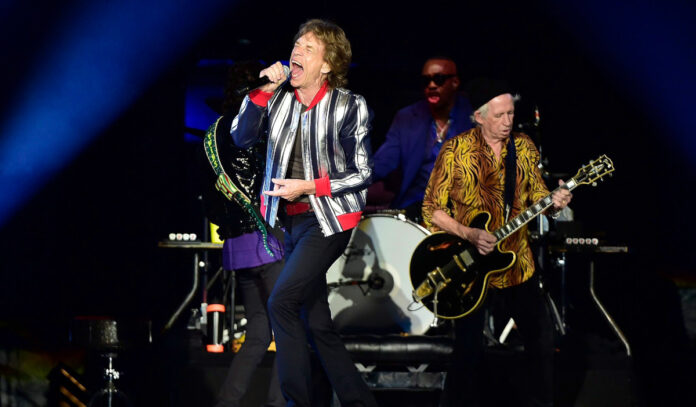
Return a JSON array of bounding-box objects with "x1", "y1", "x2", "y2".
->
[{"x1": 423, "y1": 79, "x2": 571, "y2": 407}]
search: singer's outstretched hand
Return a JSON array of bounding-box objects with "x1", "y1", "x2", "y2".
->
[
  {"x1": 258, "y1": 61, "x2": 288, "y2": 93},
  {"x1": 264, "y1": 178, "x2": 315, "y2": 202}
]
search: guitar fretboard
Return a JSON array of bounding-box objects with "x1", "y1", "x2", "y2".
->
[{"x1": 493, "y1": 179, "x2": 578, "y2": 243}]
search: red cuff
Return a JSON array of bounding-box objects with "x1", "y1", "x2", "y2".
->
[
  {"x1": 337, "y1": 212, "x2": 362, "y2": 231},
  {"x1": 314, "y1": 176, "x2": 332, "y2": 198},
  {"x1": 249, "y1": 89, "x2": 274, "y2": 106}
]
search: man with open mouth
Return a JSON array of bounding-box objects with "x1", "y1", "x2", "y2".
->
[
  {"x1": 231, "y1": 18, "x2": 377, "y2": 407},
  {"x1": 370, "y1": 57, "x2": 473, "y2": 222}
]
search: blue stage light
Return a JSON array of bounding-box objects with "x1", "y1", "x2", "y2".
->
[
  {"x1": 547, "y1": 0, "x2": 696, "y2": 158},
  {"x1": 0, "y1": 0, "x2": 233, "y2": 226}
]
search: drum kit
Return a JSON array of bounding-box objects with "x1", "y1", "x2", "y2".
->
[
  {"x1": 324, "y1": 211, "x2": 542, "y2": 339},
  {"x1": 326, "y1": 212, "x2": 436, "y2": 335}
]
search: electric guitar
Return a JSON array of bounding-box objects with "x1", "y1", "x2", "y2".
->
[{"x1": 409, "y1": 155, "x2": 615, "y2": 319}]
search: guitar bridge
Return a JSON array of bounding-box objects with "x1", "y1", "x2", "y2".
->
[{"x1": 413, "y1": 267, "x2": 451, "y2": 302}]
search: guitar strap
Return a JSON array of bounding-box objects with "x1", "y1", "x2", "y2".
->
[
  {"x1": 204, "y1": 116, "x2": 274, "y2": 257},
  {"x1": 503, "y1": 134, "x2": 517, "y2": 222}
]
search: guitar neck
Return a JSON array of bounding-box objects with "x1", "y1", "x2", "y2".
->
[{"x1": 493, "y1": 178, "x2": 579, "y2": 243}]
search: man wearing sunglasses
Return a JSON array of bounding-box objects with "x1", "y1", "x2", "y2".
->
[{"x1": 371, "y1": 57, "x2": 473, "y2": 221}]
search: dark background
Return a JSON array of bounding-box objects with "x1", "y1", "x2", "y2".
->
[{"x1": 0, "y1": 0, "x2": 694, "y2": 404}]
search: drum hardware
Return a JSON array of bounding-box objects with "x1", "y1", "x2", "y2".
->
[
  {"x1": 370, "y1": 208, "x2": 408, "y2": 218},
  {"x1": 342, "y1": 247, "x2": 370, "y2": 257},
  {"x1": 327, "y1": 272, "x2": 385, "y2": 294},
  {"x1": 88, "y1": 353, "x2": 132, "y2": 407},
  {"x1": 69, "y1": 318, "x2": 151, "y2": 407}
]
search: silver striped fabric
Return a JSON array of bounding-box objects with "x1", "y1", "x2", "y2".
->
[{"x1": 231, "y1": 85, "x2": 373, "y2": 236}]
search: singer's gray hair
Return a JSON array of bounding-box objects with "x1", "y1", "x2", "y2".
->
[{"x1": 470, "y1": 93, "x2": 521, "y2": 123}]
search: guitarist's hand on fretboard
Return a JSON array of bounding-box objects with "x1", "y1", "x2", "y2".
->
[{"x1": 551, "y1": 179, "x2": 573, "y2": 210}]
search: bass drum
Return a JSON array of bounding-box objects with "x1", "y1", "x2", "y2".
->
[{"x1": 326, "y1": 214, "x2": 434, "y2": 335}]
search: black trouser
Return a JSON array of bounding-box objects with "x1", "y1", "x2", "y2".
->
[
  {"x1": 441, "y1": 275, "x2": 555, "y2": 407},
  {"x1": 268, "y1": 212, "x2": 377, "y2": 407},
  {"x1": 216, "y1": 260, "x2": 285, "y2": 407}
]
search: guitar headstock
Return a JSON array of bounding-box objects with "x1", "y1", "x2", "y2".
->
[{"x1": 573, "y1": 155, "x2": 615, "y2": 186}]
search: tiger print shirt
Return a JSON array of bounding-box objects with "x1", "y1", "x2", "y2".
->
[{"x1": 422, "y1": 126, "x2": 549, "y2": 288}]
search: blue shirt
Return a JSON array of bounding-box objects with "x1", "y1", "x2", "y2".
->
[
  {"x1": 400, "y1": 118, "x2": 457, "y2": 208},
  {"x1": 373, "y1": 94, "x2": 473, "y2": 209}
]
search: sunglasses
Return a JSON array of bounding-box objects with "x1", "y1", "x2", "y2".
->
[{"x1": 421, "y1": 74, "x2": 455, "y2": 87}]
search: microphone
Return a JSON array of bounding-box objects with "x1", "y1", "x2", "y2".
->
[{"x1": 235, "y1": 65, "x2": 290, "y2": 96}]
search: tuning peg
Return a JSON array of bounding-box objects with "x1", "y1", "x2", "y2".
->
[{"x1": 592, "y1": 182, "x2": 597, "y2": 187}]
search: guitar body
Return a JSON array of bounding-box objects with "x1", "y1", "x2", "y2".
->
[
  {"x1": 409, "y1": 154, "x2": 615, "y2": 320},
  {"x1": 409, "y1": 212, "x2": 516, "y2": 319}
]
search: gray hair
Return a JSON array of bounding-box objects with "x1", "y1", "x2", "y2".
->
[{"x1": 470, "y1": 93, "x2": 521, "y2": 123}]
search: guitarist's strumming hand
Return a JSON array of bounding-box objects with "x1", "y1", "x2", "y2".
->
[
  {"x1": 464, "y1": 228, "x2": 497, "y2": 255},
  {"x1": 432, "y1": 209, "x2": 497, "y2": 255}
]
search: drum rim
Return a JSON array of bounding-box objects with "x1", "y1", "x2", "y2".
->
[{"x1": 361, "y1": 213, "x2": 431, "y2": 236}]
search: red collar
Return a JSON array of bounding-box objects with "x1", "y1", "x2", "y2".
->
[{"x1": 294, "y1": 81, "x2": 329, "y2": 110}]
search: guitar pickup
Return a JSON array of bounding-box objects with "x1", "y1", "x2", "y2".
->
[{"x1": 413, "y1": 267, "x2": 451, "y2": 302}]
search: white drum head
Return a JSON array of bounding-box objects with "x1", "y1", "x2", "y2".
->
[{"x1": 326, "y1": 214, "x2": 434, "y2": 334}]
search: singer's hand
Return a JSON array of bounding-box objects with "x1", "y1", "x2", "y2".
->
[
  {"x1": 258, "y1": 61, "x2": 288, "y2": 93},
  {"x1": 264, "y1": 178, "x2": 315, "y2": 201}
]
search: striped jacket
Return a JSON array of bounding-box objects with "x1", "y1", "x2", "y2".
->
[{"x1": 231, "y1": 81, "x2": 373, "y2": 236}]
